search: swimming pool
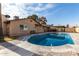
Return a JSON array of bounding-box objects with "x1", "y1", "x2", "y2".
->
[{"x1": 28, "y1": 33, "x2": 74, "y2": 46}]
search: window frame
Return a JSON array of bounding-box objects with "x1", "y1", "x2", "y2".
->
[{"x1": 20, "y1": 24, "x2": 28, "y2": 31}]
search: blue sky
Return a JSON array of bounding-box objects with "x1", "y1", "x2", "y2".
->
[{"x1": 2, "y1": 3, "x2": 79, "y2": 26}]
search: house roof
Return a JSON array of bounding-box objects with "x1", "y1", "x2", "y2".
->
[
  {"x1": 4, "y1": 18, "x2": 43, "y2": 26},
  {"x1": 4, "y1": 18, "x2": 26, "y2": 24},
  {"x1": 50, "y1": 26, "x2": 65, "y2": 28},
  {"x1": 4, "y1": 17, "x2": 49, "y2": 28}
]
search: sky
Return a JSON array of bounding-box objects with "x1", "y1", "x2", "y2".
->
[{"x1": 2, "y1": 3, "x2": 79, "y2": 26}]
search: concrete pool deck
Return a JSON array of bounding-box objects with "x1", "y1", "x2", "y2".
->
[{"x1": 0, "y1": 32, "x2": 79, "y2": 56}]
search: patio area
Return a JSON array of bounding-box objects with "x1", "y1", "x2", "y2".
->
[
  {"x1": 0, "y1": 36, "x2": 41, "y2": 56},
  {"x1": 0, "y1": 33, "x2": 79, "y2": 56}
]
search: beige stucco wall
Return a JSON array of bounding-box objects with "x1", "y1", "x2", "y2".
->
[
  {"x1": 50, "y1": 27, "x2": 65, "y2": 32},
  {"x1": 35, "y1": 26, "x2": 44, "y2": 33},
  {"x1": 65, "y1": 28, "x2": 75, "y2": 32},
  {"x1": 57, "y1": 28, "x2": 65, "y2": 32},
  {"x1": 9, "y1": 19, "x2": 44, "y2": 36},
  {"x1": 75, "y1": 28, "x2": 79, "y2": 32},
  {"x1": 2, "y1": 15, "x2": 8, "y2": 35},
  {"x1": 9, "y1": 19, "x2": 35, "y2": 36}
]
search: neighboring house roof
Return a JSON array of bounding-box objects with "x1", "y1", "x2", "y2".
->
[{"x1": 50, "y1": 26, "x2": 65, "y2": 28}]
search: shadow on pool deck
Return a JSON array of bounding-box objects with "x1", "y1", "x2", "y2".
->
[{"x1": 0, "y1": 42, "x2": 40, "y2": 56}]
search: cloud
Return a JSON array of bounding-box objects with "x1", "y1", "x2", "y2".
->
[
  {"x1": 2, "y1": 4, "x2": 21, "y2": 19},
  {"x1": 2, "y1": 3, "x2": 31, "y2": 19},
  {"x1": 44, "y1": 8, "x2": 62, "y2": 17},
  {"x1": 26, "y1": 3, "x2": 54, "y2": 12},
  {"x1": 1, "y1": 0, "x2": 27, "y2": 3},
  {"x1": 2, "y1": 3, "x2": 55, "y2": 19}
]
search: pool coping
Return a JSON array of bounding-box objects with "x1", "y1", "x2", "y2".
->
[
  {"x1": 20, "y1": 32, "x2": 79, "y2": 56},
  {"x1": 0, "y1": 32, "x2": 79, "y2": 56}
]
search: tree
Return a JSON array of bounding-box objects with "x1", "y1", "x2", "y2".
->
[
  {"x1": 27, "y1": 16, "x2": 32, "y2": 19},
  {"x1": 5, "y1": 15, "x2": 10, "y2": 18},
  {"x1": 39, "y1": 16, "x2": 47, "y2": 25},
  {"x1": 27, "y1": 14, "x2": 39, "y2": 22},
  {"x1": 14, "y1": 16, "x2": 19, "y2": 19},
  {"x1": 39, "y1": 16, "x2": 47, "y2": 22},
  {"x1": 31, "y1": 14, "x2": 39, "y2": 21}
]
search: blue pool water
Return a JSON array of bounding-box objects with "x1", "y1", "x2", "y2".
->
[{"x1": 28, "y1": 33, "x2": 74, "y2": 46}]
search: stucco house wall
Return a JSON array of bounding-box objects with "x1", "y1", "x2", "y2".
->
[
  {"x1": 75, "y1": 27, "x2": 79, "y2": 32},
  {"x1": 8, "y1": 19, "x2": 35, "y2": 36},
  {"x1": 65, "y1": 28, "x2": 75, "y2": 32},
  {"x1": 35, "y1": 26, "x2": 44, "y2": 33},
  {"x1": 2, "y1": 15, "x2": 8, "y2": 35},
  {"x1": 7, "y1": 19, "x2": 44, "y2": 36}
]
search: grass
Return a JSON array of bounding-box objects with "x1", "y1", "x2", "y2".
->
[
  {"x1": 0, "y1": 37, "x2": 16, "y2": 43},
  {"x1": 0, "y1": 38, "x2": 5, "y2": 42}
]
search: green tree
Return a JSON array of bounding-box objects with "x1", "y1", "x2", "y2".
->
[
  {"x1": 39, "y1": 16, "x2": 47, "y2": 25},
  {"x1": 27, "y1": 14, "x2": 39, "y2": 22},
  {"x1": 31, "y1": 14, "x2": 38, "y2": 21},
  {"x1": 27, "y1": 16, "x2": 32, "y2": 19},
  {"x1": 13, "y1": 16, "x2": 19, "y2": 19}
]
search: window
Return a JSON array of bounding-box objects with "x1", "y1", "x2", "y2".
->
[
  {"x1": 24, "y1": 25, "x2": 28, "y2": 30},
  {"x1": 30, "y1": 20, "x2": 32, "y2": 22},
  {"x1": 20, "y1": 25, "x2": 28, "y2": 31},
  {"x1": 20, "y1": 25, "x2": 24, "y2": 30}
]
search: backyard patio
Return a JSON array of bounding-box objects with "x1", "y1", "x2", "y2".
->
[{"x1": 0, "y1": 33, "x2": 79, "y2": 56}]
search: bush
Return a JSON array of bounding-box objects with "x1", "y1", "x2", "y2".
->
[
  {"x1": 0, "y1": 38, "x2": 5, "y2": 42},
  {"x1": 30, "y1": 30, "x2": 36, "y2": 34}
]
